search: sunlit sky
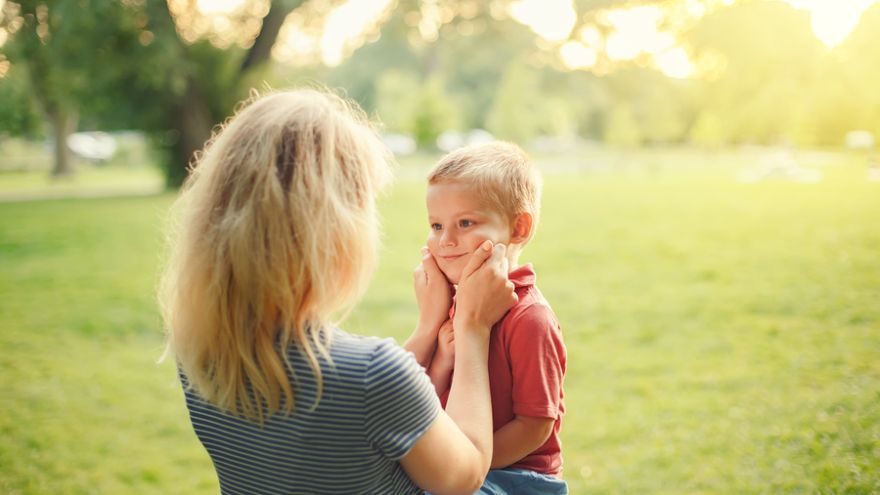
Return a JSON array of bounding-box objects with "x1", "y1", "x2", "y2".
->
[{"x1": 175, "y1": 0, "x2": 879, "y2": 77}]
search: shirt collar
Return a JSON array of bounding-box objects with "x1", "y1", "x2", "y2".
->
[
  {"x1": 508, "y1": 263, "x2": 536, "y2": 289},
  {"x1": 449, "y1": 264, "x2": 535, "y2": 319}
]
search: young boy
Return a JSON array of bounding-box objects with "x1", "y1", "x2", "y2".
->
[{"x1": 407, "y1": 142, "x2": 568, "y2": 494}]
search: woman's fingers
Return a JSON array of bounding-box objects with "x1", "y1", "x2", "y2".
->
[
  {"x1": 422, "y1": 248, "x2": 445, "y2": 280},
  {"x1": 459, "y1": 240, "x2": 494, "y2": 282}
]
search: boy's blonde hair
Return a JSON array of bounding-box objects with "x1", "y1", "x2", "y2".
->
[
  {"x1": 428, "y1": 141, "x2": 542, "y2": 242},
  {"x1": 159, "y1": 89, "x2": 392, "y2": 423}
]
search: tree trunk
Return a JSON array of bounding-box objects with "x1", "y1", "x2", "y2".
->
[
  {"x1": 50, "y1": 107, "x2": 79, "y2": 178},
  {"x1": 166, "y1": 79, "x2": 214, "y2": 188},
  {"x1": 240, "y1": 0, "x2": 304, "y2": 73},
  {"x1": 161, "y1": 0, "x2": 304, "y2": 188}
]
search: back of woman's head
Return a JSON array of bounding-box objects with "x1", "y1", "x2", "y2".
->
[{"x1": 160, "y1": 89, "x2": 392, "y2": 422}]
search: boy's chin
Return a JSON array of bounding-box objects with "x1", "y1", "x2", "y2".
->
[{"x1": 439, "y1": 268, "x2": 462, "y2": 286}]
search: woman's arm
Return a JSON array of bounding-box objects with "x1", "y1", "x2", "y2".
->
[
  {"x1": 403, "y1": 248, "x2": 452, "y2": 368},
  {"x1": 400, "y1": 242, "x2": 517, "y2": 494}
]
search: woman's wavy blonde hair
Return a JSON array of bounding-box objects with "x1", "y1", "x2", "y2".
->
[{"x1": 160, "y1": 88, "x2": 392, "y2": 423}]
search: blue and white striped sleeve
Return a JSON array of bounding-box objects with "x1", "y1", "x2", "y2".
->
[{"x1": 364, "y1": 338, "x2": 441, "y2": 460}]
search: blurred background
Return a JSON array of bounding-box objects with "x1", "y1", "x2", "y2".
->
[{"x1": 1, "y1": 0, "x2": 878, "y2": 493}]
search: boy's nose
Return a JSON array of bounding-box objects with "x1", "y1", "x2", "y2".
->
[{"x1": 440, "y1": 230, "x2": 457, "y2": 247}]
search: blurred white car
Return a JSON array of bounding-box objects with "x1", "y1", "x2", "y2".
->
[
  {"x1": 67, "y1": 132, "x2": 118, "y2": 162},
  {"x1": 436, "y1": 129, "x2": 495, "y2": 152},
  {"x1": 738, "y1": 149, "x2": 822, "y2": 183},
  {"x1": 382, "y1": 133, "x2": 417, "y2": 155}
]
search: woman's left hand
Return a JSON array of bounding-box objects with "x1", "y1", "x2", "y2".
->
[{"x1": 413, "y1": 247, "x2": 453, "y2": 331}]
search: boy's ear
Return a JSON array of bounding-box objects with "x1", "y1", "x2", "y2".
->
[{"x1": 509, "y1": 212, "x2": 533, "y2": 245}]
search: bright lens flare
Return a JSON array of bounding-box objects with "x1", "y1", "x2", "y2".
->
[
  {"x1": 560, "y1": 41, "x2": 597, "y2": 69},
  {"x1": 509, "y1": 0, "x2": 577, "y2": 42},
  {"x1": 783, "y1": 0, "x2": 878, "y2": 46},
  {"x1": 196, "y1": 0, "x2": 246, "y2": 15},
  {"x1": 320, "y1": 0, "x2": 391, "y2": 66}
]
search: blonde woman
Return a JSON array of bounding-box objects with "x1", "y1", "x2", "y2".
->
[{"x1": 159, "y1": 89, "x2": 517, "y2": 495}]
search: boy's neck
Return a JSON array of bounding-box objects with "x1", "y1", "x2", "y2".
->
[{"x1": 506, "y1": 248, "x2": 522, "y2": 273}]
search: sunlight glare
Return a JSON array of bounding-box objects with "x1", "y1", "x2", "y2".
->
[
  {"x1": 320, "y1": 0, "x2": 391, "y2": 66},
  {"x1": 656, "y1": 47, "x2": 694, "y2": 78},
  {"x1": 783, "y1": 0, "x2": 878, "y2": 46},
  {"x1": 603, "y1": 6, "x2": 674, "y2": 60},
  {"x1": 560, "y1": 41, "x2": 598, "y2": 70},
  {"x1": 510, "y1": 0, "x2": 577, "y2": 42},
  {"x1": 197, "y1": 0, "x2": 246, "y2": 15}
]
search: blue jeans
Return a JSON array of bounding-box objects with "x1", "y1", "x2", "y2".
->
[{"x1": 478, "y1": 468, "x2": 569, "y2": 495}]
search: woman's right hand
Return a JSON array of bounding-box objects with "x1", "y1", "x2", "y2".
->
[{"x1": 453, "y1": 241, "x2": 518, "y2": 335}]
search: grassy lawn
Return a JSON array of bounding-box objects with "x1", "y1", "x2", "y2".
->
[{"x1": 1, "y1": 149, "x2": 878, "y2": 493}]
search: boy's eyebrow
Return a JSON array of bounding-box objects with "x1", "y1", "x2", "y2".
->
[{"x1": 427, "y1": 209, "x2": 488, "y2": 220}]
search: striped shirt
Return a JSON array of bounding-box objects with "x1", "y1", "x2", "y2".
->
[{"x1": 181, "y1": 328, "x2": 440, "y2": 494}]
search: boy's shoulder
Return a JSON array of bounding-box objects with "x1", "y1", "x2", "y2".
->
[
  {"x1": 501, "y1": 264, "x2": 561, "y2": 336},
  {"x1": 504, "y1": 292, "x2": 559, "y2": 333}
]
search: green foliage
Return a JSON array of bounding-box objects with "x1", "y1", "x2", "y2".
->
[
  {"x1": 412, "y1": 76, "x2": 462, "y2": 148},
  {"x1": 603, "y1": 103, "x2": 642, "y2": 147},
  {"x1": 2, "y1": 150, "x2": 878, "y2": 493},
  {"x1": 834, "y1": 4, "x2": 880, "y2": 138},
  {"x1": 0, "y1": 65, "x2": 42, "y2": 137},
  {"x1": 486, "y1": 62, "x2": 541, "y2": 142},
  {"x1": 374, "y1": 69, "x2": 421, "y2": 133},
  {"x1": 685, "y1": 1, "x2": 825, "y2": 145},
  {"x1": 689, "y1": 111, "x2": 726, "y2": 147}
]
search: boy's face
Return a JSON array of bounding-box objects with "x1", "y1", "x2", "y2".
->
[{"x1": 426, "y1": 182, "x2": 511, "y2": 285}]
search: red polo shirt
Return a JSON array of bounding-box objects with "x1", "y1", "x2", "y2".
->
[{"x1": 441, "y1": 264, "x2": 567, "y2": 477}]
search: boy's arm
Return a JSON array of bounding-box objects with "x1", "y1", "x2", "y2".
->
[
  {"x1": 426, "y1": 355, "x2": 453, "y2": 396},
  {"x1": 494, "y1": 303, "x2": 566, "y2": 469},
  {"x1": 402, "y1": 322, "x2": 439, "y2": 369},
  {"x1": 425, "y1": 320, "x2": 455, "y2": 395},
  {"x1": 404, "y1": 248, "x2": 453, "y2": 368},
  {"x1": 490, "y1": 415, "x2": 555, "y2": 469}
]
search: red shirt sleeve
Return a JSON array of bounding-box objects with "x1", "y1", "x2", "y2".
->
[{"x1": 506, "y1": 303, "x2": 566, "y2": 419}]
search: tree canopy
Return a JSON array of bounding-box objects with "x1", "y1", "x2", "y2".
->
[{"x1": 1, "y1": 0, "x2": 878, "y2": 185}]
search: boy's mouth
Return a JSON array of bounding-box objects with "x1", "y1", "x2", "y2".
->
[{"x1": 439, "y1": 253, "x2": 466, "y2": 262}]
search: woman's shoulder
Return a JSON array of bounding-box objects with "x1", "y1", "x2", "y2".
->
[
  {"x1": 329, "y1": 327, "x2": 396, "y2": 355},
  {"x1": 323, "y1": 328, "x2": 415, "y2": 371}
]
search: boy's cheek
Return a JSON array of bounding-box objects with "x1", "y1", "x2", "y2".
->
[{"x1": 472, "y1": 225, "x2": 508, "y2": 245}]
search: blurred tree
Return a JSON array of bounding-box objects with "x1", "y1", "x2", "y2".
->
[
  {"x1": 689, "y1": 111, "x2": 726, "y2": 148},
  {"x1": 684, "y1": 0, "x2": 824, "y2": 145},
  {"x1": 412, "y1": 75, "x2": 462, "y2": 148},
  {"x1": 486, "y1": 62, "x2": 544, "y2": 143},
  {"x1": 604, "y1": 102, "x2": 642, "y2": 147},
  {"x1": 833, "y1": 4, "x2": 880, "y2": 141},
  {"x1": 0, "y1": 1, "x2": 132, "y2": 176},
  {"x1": 0, "y1": 0, "x2": 306, "y2": 186},
  {"x1": 326, "y1": 0, "x2": 538, "y2": 136},
  {"x1": 374, "y1": 68, "x2": 461, "y2": 147},
  {"x1": 0, "y1": 62, "x2": 42, "y2": 139},
  {"x1": 140, "y1": 0, "x2": 306, "y2": 187},
  {"x1": 374, "y1": 69, "x2": 422, "y2": 133}
]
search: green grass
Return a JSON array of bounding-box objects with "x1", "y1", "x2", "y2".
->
[{"x1": 1, "y1": 149, "x2": 878, "y2": 493}]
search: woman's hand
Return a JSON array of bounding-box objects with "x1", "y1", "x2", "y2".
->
[
  {"x1": 405, "y1": 247, "x2": 454, "y2": 367},
  {"x1": 406, "y1": 241, "x2": 517, "y2": 490},
  {"x1": 453, "y1": 241, "x2": 518, "y2": 336},
  {"x1": 413, "y1": 246, "x2": 453, "y2": 330}
]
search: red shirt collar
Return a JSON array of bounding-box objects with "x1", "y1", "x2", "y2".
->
[
  {"x1": 508, "y1": 263, "x2": 536, "y2": 289},
  {"x1": 449, "y1": 263, "x2": 536, "y2": 318}
]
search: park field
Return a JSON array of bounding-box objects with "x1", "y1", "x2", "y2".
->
[{"x1": 1, "y1": 149, "x2": 878, "y2": 494}]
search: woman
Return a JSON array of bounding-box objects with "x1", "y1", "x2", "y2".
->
[{"x1": 159, "y1": 89, "x2": 517, "y2": 494}]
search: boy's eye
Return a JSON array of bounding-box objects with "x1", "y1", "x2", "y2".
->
[
  {"x1": 430, "y1": 223, "x2": 442, "y2": 231},
  {"x1": 459, "y1": 219, "x2": 474, "y2": 228}
]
